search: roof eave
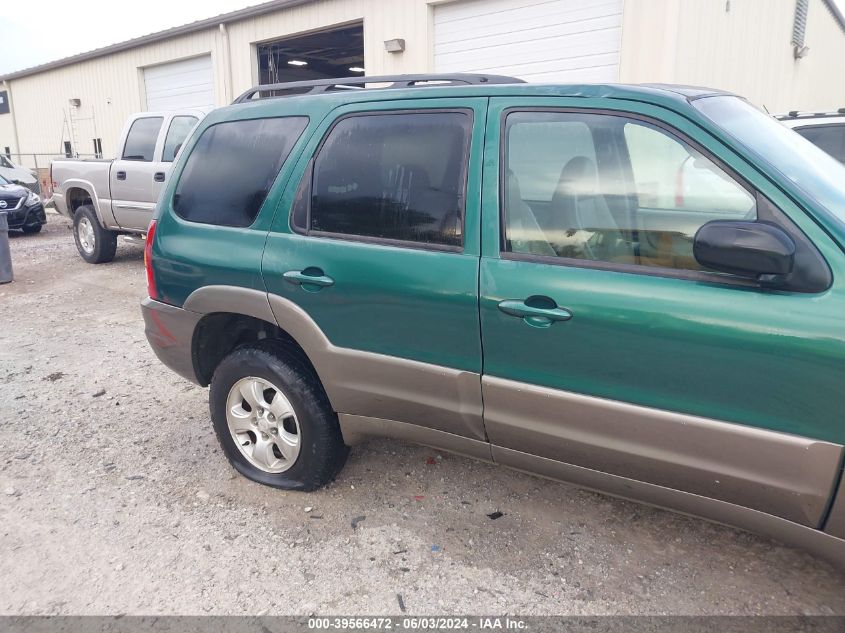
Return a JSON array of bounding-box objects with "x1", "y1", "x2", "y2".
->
[{"x1": 0, "y1": 0, "x2": 313, "y2": 82}]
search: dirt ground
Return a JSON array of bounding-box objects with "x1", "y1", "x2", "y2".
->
[{"x1": 1, "y1": 214, "x2": 844, "y2": 616}]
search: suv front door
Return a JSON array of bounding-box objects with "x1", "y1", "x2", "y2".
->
[
  {"x1": 263, "y1": 98, "x2": 489, "y2": 443},
  {"x1": 479, "y1": 97, "x2": 845, "y2": 528}
]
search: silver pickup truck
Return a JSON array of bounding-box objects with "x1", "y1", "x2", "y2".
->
[{"x1": 52, "y1": 109, "x2": 206, "y2": 263}]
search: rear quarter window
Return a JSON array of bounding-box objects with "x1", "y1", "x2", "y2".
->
[{"x1": 173, "y1": 116, "x2": 308, "y2": 227}]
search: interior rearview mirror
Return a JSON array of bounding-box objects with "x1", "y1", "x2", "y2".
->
[{"x1": 694, "y1": 221, "x2": 796, "y2": 284}]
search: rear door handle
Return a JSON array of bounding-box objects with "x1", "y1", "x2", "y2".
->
[
  {"x1": 283, "y1": 269, "x2": 334, "y2": 291},
  {"x1": 116, "y1": 171, "x2": 126, "y2": 181},
  {"x1": 498, "y1": 298, "x2": 572, "y2": 328},
  {"x1": 153, "y1": 172, "x2": 166, "y2": 183}
]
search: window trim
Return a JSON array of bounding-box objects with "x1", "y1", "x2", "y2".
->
[
  {"x1": 498, "y1": 106, "x2": 768, "y2": 288},
  {"x1": 161, "y1": 115, "x2": 199, "y2": 163},
  {"x1": 171, "y1": 115, "x2": 309, "y2": 228},
  {"x1": 290, "y1": 107, "x2": 474, "y2": 254},
  {"x1": 122, "y1": 116, "x2": 164, "y2": 162},
  {"x1": 791, "y1": 122, "x2": 845, "y2": 133}
]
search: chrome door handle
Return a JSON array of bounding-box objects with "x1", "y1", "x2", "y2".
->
[
  {"x1": 283, "y1": 269, "x2": 334, "y2": 290},
  {"x1": 498, "y1": 299, "x2": 572, "y2": 328}
]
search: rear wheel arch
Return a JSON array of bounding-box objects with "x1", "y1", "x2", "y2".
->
[
  {"x1": 191, "y1": 311, "x2": 322, "y2": 395},
  {"x1": 66, "y1": 187, "x2": 94, "y2": 215}
]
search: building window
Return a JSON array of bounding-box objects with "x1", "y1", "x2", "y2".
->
[
  {"x1": 63, "y1": 141, "x2": 73, "y2": 158},
  {"x1": 93, "y1": 138, "x2": 103, "y2": 159}
]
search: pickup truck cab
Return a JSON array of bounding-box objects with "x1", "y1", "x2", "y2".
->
[
  {"x1": 52, "y1": 109, "x2": 205, "y2": 263},
  {"x1": 778, "y1": 109, "x2": 845, "y2": 165},
  {"x1": 141, "y1": 75, "x2": 845, "y2": 568}
]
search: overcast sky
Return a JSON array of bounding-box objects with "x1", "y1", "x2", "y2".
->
[{"x1": 2, "y1": 0, "x2": 845, "y2": 75}]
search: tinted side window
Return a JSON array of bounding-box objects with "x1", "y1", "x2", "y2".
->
[
  {"x1": 162, "y1": 116, "x2": 198, "y2": 162},
  {"x1": 796, "y1": 125, "x2": 845, "y2": 164},
  {"x1": 304, "y1": 111, "x2": 471, "y2": 247},
  {"x1": 122, "y1": 117, "x2": 163, "y2": 161},
  {"x1": 503, "y1": 111, "x2": 756, "y2": 273},
  {"x1": 173, "y1": 117, "x2": 308, "y2": 227}
]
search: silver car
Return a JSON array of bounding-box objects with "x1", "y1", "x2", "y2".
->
[{"x1": 0, "y1": 154, "x2": 40, "y2": 194}]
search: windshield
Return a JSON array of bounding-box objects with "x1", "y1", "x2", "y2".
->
[
  {"x1": 693, "y1": 95, "x2": 845, "y2": 227},
  {"x1": 0, "y1": 174, "x2": 9, "y2": 185}
]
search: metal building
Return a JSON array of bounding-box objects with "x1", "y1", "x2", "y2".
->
[{"x1": 1, "y1": 0, "x2": 844, "y2": 191}]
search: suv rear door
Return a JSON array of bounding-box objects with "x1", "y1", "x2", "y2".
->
[
  {"x1": 111, "y1": 115, "x2": 165, "y2": 230},
  {"x1": 479, "y1": 96, "x2": 845, "y2": 528},
  {"x1": 262, "y1": 98, "x2": 488, "y2": 442}
]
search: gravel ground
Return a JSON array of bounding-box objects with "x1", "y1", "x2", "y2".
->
[{"x1": 1, "y1": 214, "x2": 844, "y2": 616}]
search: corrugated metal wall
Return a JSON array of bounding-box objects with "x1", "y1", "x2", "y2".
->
[
  {"x1": 620, "y1": 0, "x2": 845, "y2": 112},
  {"x1": 2, "y1": 0, "x2": 845, "y2": 170}
]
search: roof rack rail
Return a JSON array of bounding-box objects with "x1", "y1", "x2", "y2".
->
[
  {"x1": 232, "y1": 73, "x2": 525, "y2": 104},
  {"x1": 776, "y1": 108, "x2": 845, "y2": 120}
]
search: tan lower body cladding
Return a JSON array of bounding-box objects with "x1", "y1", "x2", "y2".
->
[{"x1": 480, "y1": 376, "x2": 843, "y2": 528}]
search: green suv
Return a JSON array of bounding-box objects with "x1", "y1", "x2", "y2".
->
[{"x1": 141, "y1": 75, "x2": 845, "y2": 567}]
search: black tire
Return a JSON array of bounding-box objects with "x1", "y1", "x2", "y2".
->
[
  {"x1": 209, "y1": 340, "x2": 349, "y2": 491},
  {"x1": 73, "y1": 205, "x2": 117, "y2": 264},
  {"x1": 21, "y1": 223, "x2": 43, "y2": 234}
]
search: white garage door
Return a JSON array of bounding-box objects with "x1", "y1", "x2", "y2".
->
[
  {"x1": 144, "y1": 55, "x2": 214, "y2": 111},
  {"x1": 434, "y1": 0, "x2": 623, "y2": 83}
]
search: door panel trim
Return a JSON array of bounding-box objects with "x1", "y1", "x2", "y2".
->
[
  {"x1": 492, "y1": 445, "x2": 845, "y2": 570},
  {"x1": 483, "y1": 375, "x2": 843, "y2": 527},
  {"x1": 113, "y1": 202, "x2": 156, "y2": 211}
]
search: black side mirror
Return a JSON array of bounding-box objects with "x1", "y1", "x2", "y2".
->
[{"x1": 694, "y1": 221, "x2": 795, "y2": 285}]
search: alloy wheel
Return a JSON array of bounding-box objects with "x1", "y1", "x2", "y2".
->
[
  {"x1": 225, "y1": 377, "x2": 301, "y2": 473},
  {"x1": 77, "y1": 217, "x2": 96, "y2": 254}
]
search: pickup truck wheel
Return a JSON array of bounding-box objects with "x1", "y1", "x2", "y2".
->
[
  {"x1": 209, "y1": 340, "x2": 349, "y2": 491},
  {"x1": 21, "y1": 223, "x2": 42, "y2": 234},
  {"x1": 73, "y1": 205, "x2": 117, "y2": 264}
]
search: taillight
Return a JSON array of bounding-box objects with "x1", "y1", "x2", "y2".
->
[{"x1": 144, "y1": 219, "x2": 158, "y2": 300}]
